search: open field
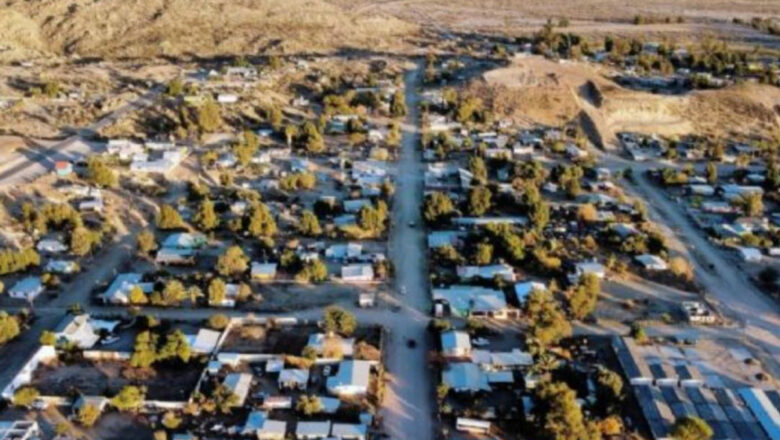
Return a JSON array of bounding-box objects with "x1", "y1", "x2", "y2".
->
[{"x1": 332, "y1": 0, "x2": 780, "y2": 45}]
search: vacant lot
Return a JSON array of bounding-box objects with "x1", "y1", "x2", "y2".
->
[{"x1": 31, "y1": 360, "x2": 202, "y2": 401}]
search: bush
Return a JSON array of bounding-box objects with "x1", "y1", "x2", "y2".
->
[
  {"x1": 77, "y1": 403, "x2": 102, "y2": 427},
  {"x1": 12, "y1": 387, "x2": 39, "y2": 407},
  {"x1": 323, "y1": 306, "x2": 356, "y2": 336},
  {"x1": 110, "y1": 386, "x2": 145, "y2": 412},
  {"x1": 208, "y1": 313, "x2": 230, "y2": 330},
  {"x1": 0, "y1": 312, "x2": 21, "y2": 345}
]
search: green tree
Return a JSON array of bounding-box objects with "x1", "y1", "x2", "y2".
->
[
  {"x1": 568, "y1": 273, "x2": 600, "y2": 320},
  {"x1": 359, "y1": 203, "x2": 387, "y2": 236},
  {"x1": 216, "y1": 246, "x2": 249, "y2": 277},
  {"x1": 157, "y1": 204, "x2": 184, "y2": 230},
  {"x1": 536, "y1": 381, "x2": 601, "y2": 440},
  {"x1": 297, "y1": 395, "x2": 324, "y2": 415},
  {"x1": 473, "y1": 242, "x2": 493, "y2": 265},
  {"x1": 246, "y1": 203, "x2": 277, "y2": 237},
  {"x1": 0, "y1": 312, "x2": 21, "y2": 345},
  {"x1": 733, "y1": 192, "x2": 763, "y2": 217},
  {"x1": 39, "y1": 330, "x2": 56, "y2": 346},
  {"x1": 165, "y1": 78, "x2": 184, "y2": 97},
  {"x1": 12, "y1": 387, "x2": 39, "y2": 407},
  {"x1": 390, "y1": 90, "x2": 408, "y2": 117},
  {"x1": 423, "y1": 192, "x2": 455, "y2": 224},
  {"x1": 77, "y1": 403, "x2": 102, "y2": 427},
  {"x1": 196, "y1": 99, "x2": 221, "y2": 133},
  {"x1": 193, "y1": 199, "x2": 220, "y2": 232},
  {"x1": 211, "y1": 384, "x2": 240, "y2": 413},
  {"x1": 130, "y1": 331, "x2": 159, "y2": 368},
  {"x1": 0, "y1": 248, "x2": 40, "y2": 275},
  {"x1": 596, "y1": 367, "x2": 624, "y2": 414},
  {"x1": 298, "y1": 210, "x2": 322, "y2": 237},
  {"x1": 705, "y1": 162, "x2": 718, "y2": 185},
  {"x1": 323, "y1": 306, "x2": 357, "y2": 336},
  {"x1": 630, "y1": 322, "x2": 648, "y2": 343},
  {"x1": 110, "y1": 386, "x2": 145, "y2": 412},
  {"x1": 208, "y1": 313, "x2": 230, "y2": 330},
  {"x1": 158, "y1": 330, "x2": 191, "y2": 363},
  {"x1": 525, "y1": 289, "x2": 571, "y2": 348},
  {"x1": 296, "y1": 260, "x2": 328, "y2": 284},
  {"x1": 161, "y1": 411, "x2": 182, "y2": 429},
  {"x1": 671, "y1": 417, "x2": 713, "y2": 440},
  {"x1": 208, "y1": 278, "x2": 227, "y2": 305},
  {"x1": 468, "y1": 186, "x2": 492, "y2": 216},
  {"x1": 136, "y1": 229, "x2": 158, "y2": 255},
  {"x1": 86, "y1": 156, "x2": 118, "y2": 188},
  {"x1": 70, "y1": 226, "x2": 101, "y2": 256},
  {"x1": 129, "y1": 286, "x2": 149, "y2": 305},
  {"x1": 468, "y1": 155, "x2": 488, "y2": 184}
]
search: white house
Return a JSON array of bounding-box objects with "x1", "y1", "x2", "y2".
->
[
  {"x1": 456, "y1": 264, "x2": 515, "y2": 282},
  {"x1": 103, "y1": 273, "x2": 153, "y2": 304},
  {"x1": 341, "y1": 264, "x2": 374, "y2": 282},
  {"x1": 53, "y1": 314, "x2": 101, "y2": 348},
  {"x1": 441, "y1": 331, "x2": 471, "y2": 357},
  {"x1": 635, "y1": 254, "x2": 668, "y2": 271},
  {"x1": 223, "y1": 373, "x2": 252, "y2": 407},
  {"x1": 36, "y1": 238, "x2": 67, "y2": 254},
  {"x1": 326, "y1": 360, "x2": 372, "y2": 396}
]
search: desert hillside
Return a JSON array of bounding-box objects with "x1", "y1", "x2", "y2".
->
[
  {"x1": 0, "y1": 0, "x2": 417, "y2": 61},
  {"x1": 472, "y1": 55, "x2": 780, "y2": 144}
]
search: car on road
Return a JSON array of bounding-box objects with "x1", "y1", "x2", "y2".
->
[
  {"x1": 101, "y1": 335, "x2": 121, "y2": 345},
  {"x1": 408, "y1": 221, "x2": 416, "y2": 228},
  {"x1": 406, "y1": 338, "x2": 417, "y2": 348}
]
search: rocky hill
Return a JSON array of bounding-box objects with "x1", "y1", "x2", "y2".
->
[{"x1": 0, "y1": 0, "x2": 417, "y2": 61}]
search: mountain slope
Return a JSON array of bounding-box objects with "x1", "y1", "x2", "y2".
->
[{"x1": 0, "y1": 0, "x2": 417, "y2": 61}]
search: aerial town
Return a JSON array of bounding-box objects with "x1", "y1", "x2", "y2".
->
[{"x1": 0, "y1": 1, "x2": 780, "y2": 440}]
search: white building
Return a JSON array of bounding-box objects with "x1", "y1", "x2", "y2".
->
[
  {"x1": 341, "y1": 264, "x2": 374, "y2": 282},
  {"x1": 327, "y1": 360, "x2": 372, "y2": 396},
  {"x1": 8, "y1": 277, "x2": 43, "y2": 301}
]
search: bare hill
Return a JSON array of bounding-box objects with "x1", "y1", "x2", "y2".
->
[
  {"x1": 0, "y1": 0, "x2": 417, "y2": 61},
  {"x1": 473, "y1": 55, "x2": 780, "y2": 143}
]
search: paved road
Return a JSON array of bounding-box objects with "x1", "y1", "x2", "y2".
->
[
  {"x1": 0, "y1": 87, "x2": 162, "y2": 187},
  {"x1": 380, "y1": 61, "x2": 435, "y2": 440}
]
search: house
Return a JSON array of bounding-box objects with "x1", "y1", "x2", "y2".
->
[
  {"x1": 635, "y1": 254, "x2": 668, "y2": 271},
  {"x1": 513, "y1": 281, "x2": 546, "y2": 304},
  {"x1": 53, "y1": 314, "x2": 100, "y2": 348},
  {"x1": 341, "y1": 264, "x2": 374, "y2": 282},
  {"x1": 189, "y1": 328, "x2": 221, "y2": 354},
  {"x1": 737, "y1": 247, "x2": 762, "y2": 263},
  {"x1": 568, "y1": 261, "x2": 606, "y2": 284},
  {"x1": 442, "y1": 362, "x2": 490, "y2": 393},
  {"x1": 327, "y1": 360, "x2": 372, "y2": 396},
  {"x1": 162, "y1": 233, "x2": 207, "y2": 249},
  {"x1": 688, "y1": 184, "x2": 715, "y2": 196},
  {"x1": 296, "y1": 421, "x2": 331, "y2": 440},
  {"x1": 223, "y1": 373, "x2": 252, "y2": 407},
  {"x1": 325, "y1": 243, "x2": 363, "y2": 260},
  {"x1": 242, "y1": 411, "x2": 287, "y2": 440},
  {"x1": 456, "y1": 418, "x2": 491, "y2": 434},
  {"x1": 8, "y1": 277, "x2": 43, "y2": 301},
  {"x1": 471, "y1": 349, "x2": 533, "y2": 371},
  {"x1": 343, "y1": 199, "x2": 371, "y2": 214},
  {"x1": 331, "y1": 423, "x2": 367, "y2": 440},
  {"x1": 217, "y1": 94, "x2": 239, "y2": 104},
  {"x1": 0, "y1": 420, "x2": 39, "y2": 440},
  {"x1": 457, "y1": 264, "x2": 515, "y2": 282},
  {"x1": 103, "y1": 273, "x2": 152, "y2": 304},
  {"x1": 155, "y1": 248, "x2": 197, "y2": 265},
  {"x1": 36, "y1": 238, "x2": 67, "y2": 253},
  {"x1": 251, "y1": 262, "x2": 278, "y2": 280},
  {"x1": 427, "y1": 231, "x2": 465, "y2": 249},
  {"x1": 432, "y1": 286, "x2": 511, "y2": 319},
  {"x1": 44, "y1": 259, "x2": 78, "y2": 274},
  {"x1": 307, "y1": 333, "x2": 355, "y2": 358},
  {"x1": 441, "y1": 331, "x2": 471, "y2": 357},
  {"x1": 278, "y1": 369, "x2": 309, "y2": 390}
]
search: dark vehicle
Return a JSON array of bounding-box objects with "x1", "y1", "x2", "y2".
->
[{"x1": 406, "y1": 338, "x2": 417, "y2": 348}]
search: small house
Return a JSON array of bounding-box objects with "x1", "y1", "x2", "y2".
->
[
  {"x1": 341, "y1": 264, "x2": 374, "y2": 282},
  {"x1": 296, "y1": 421, "x2": 331, "y2": 440},
  {"x1": 251, "y1": 262, "x2": 278, "y2": 281},
  {"x1": 441, "y1": 331, "x2": 471, "y2": 357},
  {"x1": 327, "y1": 360, "x2": 372, "y2": 396},
  {"x1": 8, "y1": 277, "x2": 43, "y2": 302}
]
